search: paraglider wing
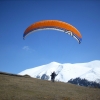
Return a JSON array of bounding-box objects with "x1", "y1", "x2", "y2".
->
[{"x1": 23, "y1": 20, "x2": 82, "y2": 43}]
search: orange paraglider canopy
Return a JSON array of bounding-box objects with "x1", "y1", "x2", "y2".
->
[{"x1": 23, "y1": 20, "x2": 82, "y2": 43}]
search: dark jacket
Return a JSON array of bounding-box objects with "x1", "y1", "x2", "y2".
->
[{"x1": 51, "y1": 72, "x2": 57, "y2": 79}]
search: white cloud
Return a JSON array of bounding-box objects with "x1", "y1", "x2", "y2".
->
[
  {"x1": 22, "y1": 46, "x2": 35, "y2": 52},
  {"x1": 23, "y1": 46, "x2": 30, "y2": 51}
]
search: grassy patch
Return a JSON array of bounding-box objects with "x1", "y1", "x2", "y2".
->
[{"x1": 0, "y1": 73, "x2": 100, "y2": 100}]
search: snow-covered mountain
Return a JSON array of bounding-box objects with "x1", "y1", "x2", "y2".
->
[{"x1": 19, "y1": 60, "x2": 100, "y2": 83}]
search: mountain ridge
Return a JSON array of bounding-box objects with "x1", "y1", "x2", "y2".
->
[{"x1": 19, "y1": 60, "x2": 100, "y2": 83}]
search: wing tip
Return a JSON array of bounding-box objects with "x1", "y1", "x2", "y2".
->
[{"x1": 78, "y1": 38, "x2": 82, "y2": 44}]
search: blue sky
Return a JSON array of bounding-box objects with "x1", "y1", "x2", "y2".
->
[{"x1": 0, "y1": 0, "x2": 100, "y2": 74}]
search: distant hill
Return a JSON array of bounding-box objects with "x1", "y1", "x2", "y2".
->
[
  {"x1": 0, "y1": 72, "x2": 100, "y2": 100},
  {"x1": 19, "y1": 60, "x2": 100, "y2": 83},
  {"x1": 68, "y1": 77, "x2": 100, "y2": 89}
]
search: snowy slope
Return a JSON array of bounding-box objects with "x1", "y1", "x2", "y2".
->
[{"x1": 19, "y1": 60, "x2": 100, "y2": 83}]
